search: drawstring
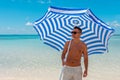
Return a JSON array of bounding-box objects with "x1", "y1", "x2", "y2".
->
[{"x1": 59, "y1": 40, "x2": 72, "y2": 80}]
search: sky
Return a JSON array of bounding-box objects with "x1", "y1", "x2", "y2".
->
[{"x1": 0, "y1": 0, "x2": 120, "y2": 35}]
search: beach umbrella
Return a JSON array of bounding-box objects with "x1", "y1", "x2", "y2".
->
[{"x1": 33, "y1": 6, "x2": 114, "y2": 55}]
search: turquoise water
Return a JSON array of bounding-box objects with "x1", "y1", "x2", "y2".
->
[
  {"x1": 0, "y1": 35, "x2": 120, "y2": 80},
  {"x1": 0, "y1": 35, "x2": 39, "y2": 40}
]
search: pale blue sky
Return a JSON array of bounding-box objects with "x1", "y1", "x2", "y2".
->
[{"x1": 0, "y1": 0, "x2": 120, "y2": 34}]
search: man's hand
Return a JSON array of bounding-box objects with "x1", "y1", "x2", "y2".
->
[
  {"x1": 83, "y1": 70, "x2": 87, "y2": 77},
  {"x1": 83, "y1": 43, "x2": 88, "y2": 77}
]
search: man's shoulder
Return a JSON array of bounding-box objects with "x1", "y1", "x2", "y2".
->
[
  {"x1": 66, "y1": 40, "x2": 71, "y2": 43},
  {"x1": 80, "y1": 41, "x2": 85, "y2": 45},
  {"x1": 65, "y1": 40, "x2": 69, "y2": 43},
  {"x1": 80, "y1": 41, "x2": 87, "y2": 47},
  {"x1": 65, "y1": 40, "x2": 70, "y2": 45}
]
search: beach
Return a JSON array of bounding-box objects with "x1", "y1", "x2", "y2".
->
[{"x1": 0, "y1": 35, "x2": 120, "y2": 80}]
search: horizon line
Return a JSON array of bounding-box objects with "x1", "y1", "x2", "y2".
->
[{"x1": 0, "y1": 34, "x2": 119, "y2": 36}]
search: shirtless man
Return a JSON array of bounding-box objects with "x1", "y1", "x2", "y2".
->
[{"x1": 61, "y1": 26, "x2": 88, "y2": 80}]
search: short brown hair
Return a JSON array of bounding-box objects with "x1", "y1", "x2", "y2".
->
[{"x1": 74, "y1": 26, "x2": 82, "y2": 33}]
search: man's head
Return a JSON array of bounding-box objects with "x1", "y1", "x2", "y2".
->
[{"x1": 71, "y1": 26, "x2": 82, "y2": 39}]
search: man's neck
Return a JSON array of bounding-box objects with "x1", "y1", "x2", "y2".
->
[{"x1": 72, "y1": 38, "x2": 80, "y2": 43}]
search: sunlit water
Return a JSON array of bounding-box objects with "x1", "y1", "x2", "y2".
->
[{"x1": 0, "y1": 35, "x2": 120, "y2": 80}]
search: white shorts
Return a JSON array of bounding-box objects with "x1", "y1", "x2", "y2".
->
[{"x1": 62, "y1": 65, "x2": 82, "y2": 80}]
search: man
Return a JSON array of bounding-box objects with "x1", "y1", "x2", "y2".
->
[{"x1": 61, "y1": 26, "x2": 88, "y2": 80}]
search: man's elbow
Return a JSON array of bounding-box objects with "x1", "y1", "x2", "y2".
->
[{"x1": 84, "y1": 56, "x2": 88, "y2": 62}]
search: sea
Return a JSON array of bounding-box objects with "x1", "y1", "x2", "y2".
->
[{"x1": 0, "y1": 34, "x2": 120, "y2": 80}]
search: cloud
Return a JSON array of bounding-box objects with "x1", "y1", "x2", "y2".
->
[
  {"x1": 107, "y1": 21, "x2": 120, "y2": 27},
  {"x1": 25, "y1": 22, "x2": 33, "y2": 26},
  {"x1": 10, "y1": 0, "x2": 51, "y2": 4},
  {"x1": 37, "y1": 0, "x2": 51, "y2": 4}
]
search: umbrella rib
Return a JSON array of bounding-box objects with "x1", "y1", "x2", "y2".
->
[{"x1": 33, "y1": 6, "x2": 115, "y2": 54}]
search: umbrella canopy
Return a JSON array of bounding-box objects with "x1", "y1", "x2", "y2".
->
[{"x1": 34, "y1": 6, "x2": 114, "y2": 55}]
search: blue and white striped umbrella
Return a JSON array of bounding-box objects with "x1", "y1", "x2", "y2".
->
[{"x1": 34, "y1": 6, "x2": 114, "y2": 55}]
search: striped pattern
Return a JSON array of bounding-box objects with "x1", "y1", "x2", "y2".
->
[{"x1": 34, "y1": 6, "x2": 114, "y2": 55}]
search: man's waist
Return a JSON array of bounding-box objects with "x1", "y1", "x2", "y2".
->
[
  {"x1": 65, "y1": 61, "x2": 81, "y2": 66},
  {"x1": 64, "y1": 65, "x2": 81, "y2": 68}
]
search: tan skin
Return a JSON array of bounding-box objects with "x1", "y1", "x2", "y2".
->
[{"x1": 61, "y1": 28, "x2": 88, "y2": 77}]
